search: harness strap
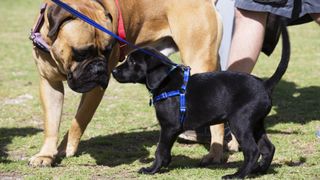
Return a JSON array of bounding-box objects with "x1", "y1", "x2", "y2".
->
[
  {"x1": 179, "y1": 67, "x2": 190, "y2": 123},
  {"x1": 153, "y1": 90, "x2": 180, "y2": 102},
  {"x1": 152, "y1": 67, "x2": 191, "y2": 124}
]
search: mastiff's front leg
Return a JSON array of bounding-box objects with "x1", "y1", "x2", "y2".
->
[
  {"x1": 29, "y1": 78, "x2": 64, "y2": 167},
  {"x1": 58, "y1": 87, "x2": 105, "y2": 157}
]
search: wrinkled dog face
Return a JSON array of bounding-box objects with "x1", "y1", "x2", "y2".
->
[
  {"x1": 46, "y1": 1, "x2": 114, "y2": 93},
  {"x1": 112, "y1": 50, "x2": 147, "y2": 84}
]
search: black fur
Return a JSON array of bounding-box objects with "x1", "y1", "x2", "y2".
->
[{"x1": 112, "y1": 23, "x2": 290, "y2": 179}]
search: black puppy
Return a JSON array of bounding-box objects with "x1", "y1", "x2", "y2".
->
[{"x1": 112, "y1": 23, "x2": 290, "y2": 179}]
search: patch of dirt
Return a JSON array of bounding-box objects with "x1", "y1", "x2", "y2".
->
[
  {"x1": 0, "y1": 172, "x2": 23, "y2": 180},
  {"x1": 7, "y1": 150, "x2": 28, "y2": 161},
  {"x1": 3, "y1": 94, "x2": 33, "y2": 105}
]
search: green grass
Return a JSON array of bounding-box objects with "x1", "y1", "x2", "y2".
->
[{"x1": 0, "y1": 0, "x2": 319, "y2": 179}]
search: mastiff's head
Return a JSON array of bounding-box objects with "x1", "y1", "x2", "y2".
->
[{"x1": 44, "y1": 0, "x2": 117, "y2": 93}]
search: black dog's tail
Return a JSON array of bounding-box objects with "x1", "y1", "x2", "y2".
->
[{"x1": 264, "y1": 21, "x2": 290, "y2": 94}]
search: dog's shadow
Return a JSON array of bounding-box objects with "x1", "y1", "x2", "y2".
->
[
  {"x1": 267, "y1": 80, "x2": 320, "y2": 128},
  {"x1": 78, "y1": 130, "x2": 159, "y2": 166},
  {"x1": 76, "y1": 129, "x2": 301, "y2": 176},
  {"x1": 77, "y1": 129, "x2": 289, "y2": 176},
  {"x1": 0, "y1": 127, "x2": 42, "y2": 163}
]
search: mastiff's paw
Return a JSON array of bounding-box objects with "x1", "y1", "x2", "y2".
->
[
  {"x1": 199, "y1": 152, "x2": 227, "y2": 166},
  {"x1": 28, "y1": 154, "x2": 55, "y2": 167}
]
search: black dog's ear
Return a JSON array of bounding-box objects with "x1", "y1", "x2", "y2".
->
[
  {"x1": 146, "y1": 62, "x2": 172, "y2": 90},
  {"x1": 47, "y1": 4, "x2": 74, "y2": 39},
  {"x1": 143, "y1": 48, "x2": 174, "y2": 90}
]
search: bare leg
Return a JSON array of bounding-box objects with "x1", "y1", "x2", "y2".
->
[
  {"x1": 224, "y1": 9, "x2": 267, "y2": 152},
  {"x1": 227, "y1": 9, "x2": 267, "y2": 73}
]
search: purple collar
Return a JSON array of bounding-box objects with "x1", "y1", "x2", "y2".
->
[{"x1": 29, "y1": 3, "x2": 51, "y2": 53}]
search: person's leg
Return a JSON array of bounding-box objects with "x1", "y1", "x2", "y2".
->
[
  {"x1": 310, "y1": 13, "x2": 320, "y2": 25},
  {"x1": 225, "y1": 8, "x2": 268, "y2": 151},
  {"x1": 227, "y1": 9, "x2": 268, "y2": 73}
]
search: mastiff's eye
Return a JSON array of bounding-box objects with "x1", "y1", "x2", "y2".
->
[{"x1": 72, "y1": 45, "x2": 97, "y2": 62}]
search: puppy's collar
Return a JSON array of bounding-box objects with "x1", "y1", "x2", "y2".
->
[{"x1": 151, "y1": 66, "x2": 190, "y2": 124}]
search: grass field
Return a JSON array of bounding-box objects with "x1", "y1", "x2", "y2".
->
[{"x1": 0, "y1": 0, "x2": 319, "y2": 179}]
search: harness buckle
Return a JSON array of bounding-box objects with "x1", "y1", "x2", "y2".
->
[
  {"x1": 30, "y1": 32, "x2": 50, "y2": 53},
  {"x1": 149, "y1": 99, "x2": 153, "y2": 106},
  {"x1": 179, "y1": 89, "x2": 186, "y2": 94}
]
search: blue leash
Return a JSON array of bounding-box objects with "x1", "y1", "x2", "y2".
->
[{"x1": 51, "y1": 0, "x2": 175, "y2": 65}]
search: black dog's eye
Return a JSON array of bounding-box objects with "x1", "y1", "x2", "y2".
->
[
  {"x1": 127, "y1": 57, "x2": 136, "y2": 66},
  {"x1": 72, "y1": 45, "x2": 97, "y2": 62},
  {"x1": 129, "y1": 60, "x2": 136, "y2": 65}
]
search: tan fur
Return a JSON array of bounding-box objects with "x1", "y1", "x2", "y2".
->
[{"x1": 29, "y1": 0, "x2": 224, "y2": 167}]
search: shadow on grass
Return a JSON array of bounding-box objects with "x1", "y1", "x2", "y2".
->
[
  {"x1": 0, "y1": 127, "x2": 42, "y2": 163},
  {"x1": 78, "y1": 130, "x2": 159, "y2": 166},
  {"x1": 267, "y1": 80, "x2": 320, "y2": 128},
  {"x1": 152, "y1": 155, "x2": 283, "y2": 176},
  {"x1": 168, "y1": 154, "x2": 306, "y2": 177}
]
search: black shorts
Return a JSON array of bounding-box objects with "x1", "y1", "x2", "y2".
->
[{"x1": 235, "y1": 0, "x2": 320, "y2": 19}]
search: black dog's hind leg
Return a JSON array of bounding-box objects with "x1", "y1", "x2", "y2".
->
[
  {"x1": 252, "y1": 129, "x2": 275, "y2": 174},
  {"x1": 139, "y1": 127, "x2": 181, "y2": 174},
  {"x1": 222, "y1": 118, "x2": 260, "y2": 179}
]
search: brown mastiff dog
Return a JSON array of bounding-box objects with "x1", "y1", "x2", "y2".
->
[{"x1": 29, "y1": 0, "x2": 224, "y2": 167}]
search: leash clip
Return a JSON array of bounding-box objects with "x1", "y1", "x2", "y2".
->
[{"x1": 149, "y1": 98, "x2": 153, "y2": 106}]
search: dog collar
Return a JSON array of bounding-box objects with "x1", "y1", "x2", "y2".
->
[
  {"x1": 151, "y1": 66, "x2": 190, "y2": 124},
  {"x1": 115, "y1": 0, "x2": 128, "y2": 61},
  {"x1": 29, "y1": 3, "x2": 51, "y2": 53},
  {"x1": 115, "y1": 0, "x2": 126, "y2": 41}
]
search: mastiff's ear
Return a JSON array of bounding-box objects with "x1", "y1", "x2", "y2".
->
[{"x1": 47, "y1": 4, "x2": 74, "y2": 39}]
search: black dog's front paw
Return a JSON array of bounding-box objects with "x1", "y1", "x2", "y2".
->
[
  {"x1": 138, "y1": 167, "x2": 158, "y2": 175},
  {"x1": 222, "y1": 173, "x2": 242, "y2": 179}
]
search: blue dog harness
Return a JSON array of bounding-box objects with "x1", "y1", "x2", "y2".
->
[{"x1": 151, "y1": 66, "x2": 191, "y2": 124}]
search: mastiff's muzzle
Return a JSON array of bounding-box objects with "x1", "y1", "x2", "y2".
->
[{"x1": 67, "y1": 57, "x2": 109, "y2": 93}]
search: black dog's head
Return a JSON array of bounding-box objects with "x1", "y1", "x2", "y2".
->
[{"x1": 112, "y1": 47, "x2": 176, "y2": 90}]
